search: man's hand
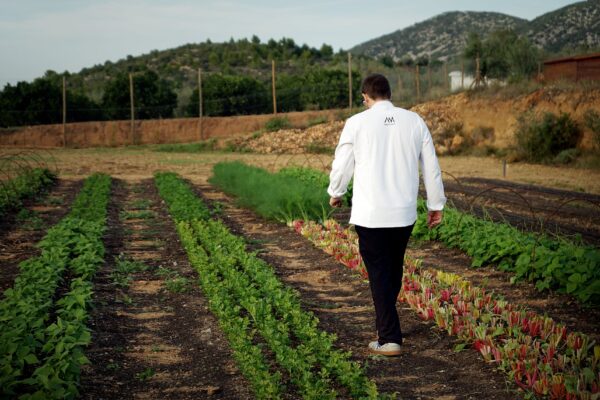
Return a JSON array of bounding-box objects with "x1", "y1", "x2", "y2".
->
[
  {"x1": 427, "y1": 210, "x2": 443, "y2": 229},
  {"x1": 329, "y1": 197, "x2": 343, "y2": 208}
]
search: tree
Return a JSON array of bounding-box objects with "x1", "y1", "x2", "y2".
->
[
  {"x1": 186, "y1": 74, "x2": 270, "y2": 117},
  {"x1": 299, "y1": 68, "x2": 361, "y2": 110},
  {"x1": 276, "y1": 74, "x2": 304, "y2": 112},
  {"x1": 0, "y1": 77, "x2": 102, "y2": 127},
  {"x1": 102, "y1": 69, "x2": 177, "y2": 120},
  {"x1": 463, "y1": 29, "x2": 541, "y2": 81},
  {"x1": 320, "y1": 44, "x2": 334, "y2": 59},
  {"x1": 380, "y1": 55, "x2": 395, "y2": 68}
]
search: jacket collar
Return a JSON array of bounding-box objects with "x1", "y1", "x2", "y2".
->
[{"x1": 370, "y1": 100, "x2": 393, "y2": 110}]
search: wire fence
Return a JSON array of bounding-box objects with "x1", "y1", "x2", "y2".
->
[{"x1": 0, "y1": 56, "x2": 488, "y2": 133}]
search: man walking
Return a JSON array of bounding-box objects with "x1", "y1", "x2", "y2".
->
[{"x1": 328, "y1": 73, "x2": 446, "y2": 356}]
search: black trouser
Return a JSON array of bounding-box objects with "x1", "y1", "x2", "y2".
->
[{"x1": 355, "y1": 224, "x2": 414, "y2": 345}]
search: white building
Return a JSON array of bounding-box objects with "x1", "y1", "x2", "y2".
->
[{"x1": 448, "y1": 71, "x2": 474, "y2": 92}]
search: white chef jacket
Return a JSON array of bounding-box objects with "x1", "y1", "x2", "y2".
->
[{"x1": 327, "y1": 100, "x2": 446, "y2": 228}]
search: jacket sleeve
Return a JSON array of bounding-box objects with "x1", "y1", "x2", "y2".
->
[
  {"x1": 327, "y1": 118, "x2": 356, "y2": 198},
  {"x1": 418, "y1": 117, "x2": 446, "y2": 211}
]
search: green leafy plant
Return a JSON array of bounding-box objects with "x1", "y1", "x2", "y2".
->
[
  {"x1": 412, "y1": 200, "x2": 600, "y2": 305},
  {"x1": 0, "y1": 168, "x2": 56, "y2": 217},
  {"x1": 209, "y1": 162, "x2": 331, "y2": 222},
  {"x1": 0, "y1": 173, "x2": 111, "y2": 399},
  {"x1": 135, "y1": 367, "x2": 155, "y2": 381},
  {"x1": 164, "y1": 275, "x2": 191, "y2": 293},
  {"x1": 515, "y1": 111, "x2": 581, "y2": 163}
]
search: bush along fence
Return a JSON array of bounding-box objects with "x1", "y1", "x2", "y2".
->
[
  {"x1": 0, "y1": 173, "x2": 111, "y2": 399},
  {"x1": 154, "y1": 171, "x2": 382, "y2": 400}
]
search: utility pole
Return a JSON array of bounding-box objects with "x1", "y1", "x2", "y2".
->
[
  {"x1": 271, "y1": 60, "x2": 277, "y2": 114},
  {"x1": 348, "y1": 52, "x2": 353, "y2": 109},
  {"x1": 198, "y1": 68, "x2": 203, "y2": 141},
  {"x1": 129, "y1": 73, "x2": 135, "y2": 145},
  {"x1": 62, "y1": 75, "x2": 67, "y2": 147},
  {"x1": 443, "y1": 63, "x2": 449, "y2": 92},
  {"x1": 415, "y1": 65, "x2": 420, "y2": 103}
]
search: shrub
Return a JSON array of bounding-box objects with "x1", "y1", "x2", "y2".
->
[
  {"x1": 583, "y1": 109, "x2": 600, "y2": 150},
  {"x1": 515, "y1": 111, "x2": 581, "y2": 163},
  {"x1": 264, "y1": 116, "x2": 291, "y2": 132},
  {"x1": 307, "y1": 115, "x2": 328, "y2": 127},
  {"x1": 553, "y1": 148, "x2": 580, "y2": 164}
]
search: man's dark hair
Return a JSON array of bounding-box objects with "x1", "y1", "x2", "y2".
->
[{"x1": 361, "y1": 74, "x2": 391, "y2": 100}]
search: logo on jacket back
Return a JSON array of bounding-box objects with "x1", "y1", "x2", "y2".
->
[{"x1": 384, "y1": 116, "x2": 395, "y2": 125}]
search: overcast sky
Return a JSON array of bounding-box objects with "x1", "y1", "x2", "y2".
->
[{"x1": 0, "y1": 0, "x2": 580, "y2": 87}]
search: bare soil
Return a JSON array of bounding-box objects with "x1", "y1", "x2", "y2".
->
[
  {"x1": 79, "y1": 179, "x2": 252, "y2": 400},
  {"x1": 0, "y1": 178, "x2": 82, "y2": 293},
  {"x1": 441, "y1": 177, "x2": 600, "y2": 245}
]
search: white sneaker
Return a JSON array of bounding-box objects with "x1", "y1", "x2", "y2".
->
[{"x1": 368, "y1": 341, "x2": 402, "y2": 356}]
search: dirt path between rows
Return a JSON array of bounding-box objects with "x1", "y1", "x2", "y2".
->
[
  {"x1": 197, "y1": 183, "x2": 517, "y2": 400},
  {"x1": 80, "y1": 179, "x2": 252, "y2": 400},
  {"x1": 0, "y1": 178, "x2": 82, "y2": 294}
]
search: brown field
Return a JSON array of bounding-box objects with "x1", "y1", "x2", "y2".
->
[{"x1": 3, "y1": 147, "x2": 597, "y2": 193}]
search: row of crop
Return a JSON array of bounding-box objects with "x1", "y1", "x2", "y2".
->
[
  {"x1": 294, "y1": 218, "x2": 599, "y2": 399},
  {"x1": 251, "y1": 164, "x2": 599, "y2": 305},
  {"x1": 411, "y1": 201, "x2": 600, "y2": 305},
  {"x1": 0, "y1": 173, "x2": 111, "y2": 399},
  {"x1": 155, "y1": 172, "x2": 381, "y2": 400},
  {"x1": 0, "y1": 168, "x2": 56, "y2": 217},
  {"x1": 209, "y1": 161, "x2": 331, "y2": 222}
]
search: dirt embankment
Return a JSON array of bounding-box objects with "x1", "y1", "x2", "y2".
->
[
  {"x1": 412, "y1": 86, "x2": 600, "y2": 154},
  {"x1": 0, "y1": 109, "x2": 340, "y2": 148},
  {"x1": 231, "y1": 86, "x2": 600, "y2": 156}
]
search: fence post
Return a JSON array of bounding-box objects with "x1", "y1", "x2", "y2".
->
[
  {"x1": 415, "y1": 65, "x2": 420, "y2": 103},
  {"x1": 461, "y1": 59, "x2": 465, "y2": 89},
  {"x1": 443, "y1": 63, "x2": 449, "y2": 92},
  {"x1": 348, "y1": 52, "x2": 353, "y2": 110},
  {"x1": 475, "y1": 54, "x2": 482, "y2": 88},
  {"x1": 271, "y1": 60, "x2": 277, "y2": 114},
  {"x1": 62, "y1": 75, "x2": 67, "y2": 147},
  {"x1": 129, "y1": 73, "x2": 135, "y2": 145},
  {"x1": 427, "y1": 64, "x2": 432, "y2": 93},
  {"x1": 197, "y1": 68, "x2": 203, "y2": 141},
  {"x1": 397, "y1": 72, "x2": 403, "y2": 102}
]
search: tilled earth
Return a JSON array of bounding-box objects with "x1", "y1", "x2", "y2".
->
[
  {"x1": 79, "y1": 179, "x2": 252, "y2": 400},
  {"x1": 440, "y1": 177, "x2": 600, "y2": 245}
]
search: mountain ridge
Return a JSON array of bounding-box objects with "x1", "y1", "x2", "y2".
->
[{"x1": 351, "y1": 1, "x2": 600, "y2": 61}]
